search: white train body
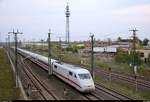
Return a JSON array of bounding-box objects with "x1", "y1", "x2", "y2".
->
[{"x1": 17, "y1": 48, "x2": 95, "y2": 92}]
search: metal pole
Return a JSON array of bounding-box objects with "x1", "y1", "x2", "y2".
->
[
  {"x1": 8, "y1": 29, "x2": 23, "y2": 88},
  {"x1": 135, "y1": 75, "x2": 138, "y2": 91},
  {"x1": 90, "y1": 34, "x2": 94, "y2": 78},
  {"x1": 109, "y1": 67, "x2": 111, "y2": 83},
  {"x1": 48, "y1": 29, "x2": 52, "y2": 75},
  {"x1": 129, "y1": 29, "x2": 138, "y2": 74},
  {"x1": 59, "y1": 37, "x2": 62, "y2": 62},
  {"x1": 8, "y1": 35, "x2": 10, "y2": 56},
  {"x1": 5, "y1": 37, "x2": 8, "y2": 49},
  {"x1": 15, "y1": 33, "x2": 18, "y2": 88}
]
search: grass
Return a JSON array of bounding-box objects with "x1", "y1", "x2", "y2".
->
[
  {"x1": 95, "y1": 75, "x2": 150, "y2": 100},
  {"x1": 0, "y1": 48, "x2": 19, "y2": 100},
  {"x1": 138, "y1": 65, "x2": 150, "y2": 80}
]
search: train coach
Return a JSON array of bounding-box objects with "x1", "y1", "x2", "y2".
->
[{"x1": 17, "y1": 48, "x2": 95, "y2": 92}]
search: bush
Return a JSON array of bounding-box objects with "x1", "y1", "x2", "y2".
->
[
  {"x1": 115, "y1": 49, "x2": 141, "y2": 66},
  {"x1": 148, "y1": 53, "x2": 150, "y2": 65},
  {"x1": 115, "y1": 49, "x2": 129, "y2": 63}
]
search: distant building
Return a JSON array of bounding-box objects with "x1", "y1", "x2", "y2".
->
[
  {"x1": 78, "y1": 48, "x2": 91, "y2": 57},
  {"x1": 95, "y1": 40, "x2": 112, "y2": 47},
  {"x1": 137, "y1": 49, "x2": 150, "y2": 62},
  {"x1": 94, "y1": 46, "x2": 117, "y2": 53},
  {"x1": 84, "y1": 40, "x2": 112, "y2": 49}
]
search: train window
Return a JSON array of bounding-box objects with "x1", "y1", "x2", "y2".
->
[
  {"x1": 54, "y1": 65, "x2": 57, "y2": 69},
  {"x1": 74, "y1": 74, "x2": 77, "y2": 78},
  {"x1": 69, "y1": 71, "x2": 73, "y2": 76},
  {"x1": 78, "y1": 74, "x2": 90, "y2": 80}
]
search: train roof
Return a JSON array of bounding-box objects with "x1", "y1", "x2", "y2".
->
[
  {"x1": 54, "y1": 62, "x2": 89, "y2": 74},
  {"x1": 18, "y1": 48, "x2": 90, "y2": 74},
  {"x1": 17, "y1": 48, "x2": 56, "y2": 63}
]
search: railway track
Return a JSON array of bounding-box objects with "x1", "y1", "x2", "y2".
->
[
  {"x1": 83, "y1": 93, "x2": 104, "y2": 100},
  {"x1": 95, "y1": 69, "x2": 150, "y2": 89},
  {"x1": 20, "y1": 60, "x2": 46, "y2": 100},
  {"x1": 17, "y1": 51, "x2": 103, "y2": 100},
  {"x1": 95, "y1": 83, "x2": 135, "y2": 100},
  {"x1": 17, "y1": 51, "x2": 135, "y2": 100},
  {"x1": 60, "y1": 60, "x2": 150, "y2": 91},
  {"x1": 16, "y1": 48, "x2": 150, "y2": 92},
  {"x1": 31, "y1": 57, "x2": 134, "y2": 100},
  {"x1": 9, "y1": 50, "x2": 58, "y2": 100},
  {"x1": 21, "y1": 59, "x2": 59, "y2": 100}
]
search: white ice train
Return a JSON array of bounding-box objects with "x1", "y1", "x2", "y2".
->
[{"x1": 17, "y1": 48, "x2": 95, "y2": 92}]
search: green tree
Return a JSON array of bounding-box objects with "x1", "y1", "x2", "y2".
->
[
  {"x1": 142, "y1": 38, "x2": 149, "y2": 46},
  {"x1": 115, "y1": 49, "x2": 129, "y2": 63},
  {"x1": 129, "y1": 51, "x2": 141, "y2": 66},
  {"x1": 117, "y1": 37, "x2": 122, "y2": 42},
  {"x1": 115, "y1": 49, "x2": 141, "y2": 65},
  {"x1": 134, "y1": 51, "x2": 142, "y2": 65}
]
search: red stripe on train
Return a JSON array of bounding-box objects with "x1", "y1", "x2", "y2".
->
[{"x1": 53, "y1": 70, "x2": 82, "y2": 88}]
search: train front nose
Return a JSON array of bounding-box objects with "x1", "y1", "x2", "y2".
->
[{"x1": 82, "y1": 85, "x2": 95, "y2": 92}]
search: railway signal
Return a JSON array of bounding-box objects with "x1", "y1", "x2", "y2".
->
[{"x1": 8, "y1": 29, "x2": 23, "y2": 88}]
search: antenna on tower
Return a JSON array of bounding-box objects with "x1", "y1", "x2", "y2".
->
[{"x1": 65, "y1": 1, "x2": 70, "y2": 45}]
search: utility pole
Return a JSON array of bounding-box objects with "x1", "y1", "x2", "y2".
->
[
  {"x1": 48, "y1": 29, "x2": 52, "y2": 76},
  {"x1": 5, "y1": 37, "x2": 8, "y2": 49},
  {"x1": 129, "y1": 29, "x2": 138, "y2": 74},
  {"x1": 90, "y1": 33, "x2": 95, "y2": 78},
  {"x1": 7, "y1": 34, "x2": 10, "y2": 55},
  {"x1": 58, "y1": 37, "x2": 62, "y2": 62},
  {"x1": 8, "y1": 29, "x2": 23, "y2": 88}
]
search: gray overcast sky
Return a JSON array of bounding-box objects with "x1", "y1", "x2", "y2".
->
[{"x1": 0, "y1": 0, "x2": 150, "y2": 42}]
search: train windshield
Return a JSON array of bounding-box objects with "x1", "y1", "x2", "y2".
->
[{"x1": 78, "y1": 74, "x2": 91, "y2": 80}]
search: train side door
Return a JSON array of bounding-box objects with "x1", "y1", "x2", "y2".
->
[
  {"x1": 69, "y1": 71, "x2": 73, "y2": 80},
  {"x1": 73, "y1": 73, "x2": 78, "y2": 84},
  {"x1": 69, "y1": 71, "x2": 77, "y2": 85}
]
